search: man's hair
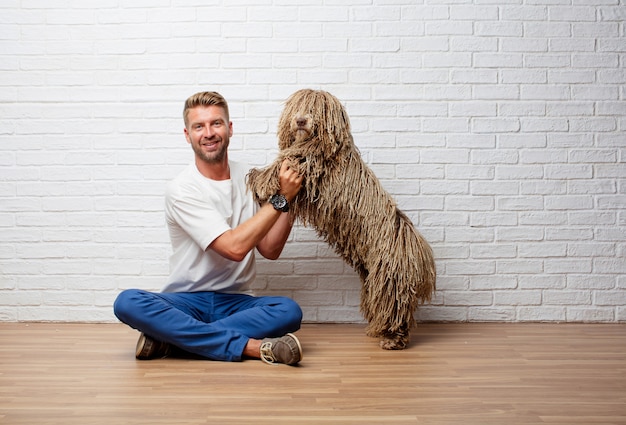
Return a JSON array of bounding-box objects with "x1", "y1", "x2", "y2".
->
[{"x1": 183, "y1": 91, "x2": 230, "y2": 128}]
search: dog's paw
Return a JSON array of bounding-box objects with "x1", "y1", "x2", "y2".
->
[
  {"x1": 247, "y1": 166, "x2": 281, "y2": 202},
  {"x1": 379, "y1": 334, "x2": 409, "y2": 350}
]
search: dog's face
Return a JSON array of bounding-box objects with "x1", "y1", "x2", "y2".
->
[
  {"x1": 289, "y1": 112, "x2": 313, "y2": 144},
  {"x1": 277, "y1": 89, "x2": 352, "y2": 158}
]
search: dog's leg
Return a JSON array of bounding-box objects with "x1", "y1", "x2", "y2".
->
[
  {"x1": 361, "y1": 272, "x2": 413, "y2": 350},
  {"x1": 246, "y1": 161, "x2": 282, "y2": 203}
]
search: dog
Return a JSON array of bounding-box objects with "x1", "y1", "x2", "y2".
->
[{"x1": 247, "y1": 89, "x2": 436, "y2": 349}]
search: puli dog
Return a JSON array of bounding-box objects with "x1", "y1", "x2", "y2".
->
[{"x1": 247, "y1": 89, "x2": 436, "y2": 350}]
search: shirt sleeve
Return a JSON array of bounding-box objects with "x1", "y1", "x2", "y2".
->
[{"x1": 166, "y1": 186, "x2": 231, "y2": 252}]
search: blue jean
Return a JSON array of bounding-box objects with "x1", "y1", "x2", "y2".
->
[{"x1": 113, "y1": 289, "x2": 303, "y2": 362}]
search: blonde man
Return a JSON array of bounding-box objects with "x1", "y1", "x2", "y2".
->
[{"x1": 114, "y1": 92, "x2": 303, "y2": 365}]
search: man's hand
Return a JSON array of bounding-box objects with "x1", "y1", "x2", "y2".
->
[{"x1": 278, "y1": 160, "x2": 303, "y2": 202}]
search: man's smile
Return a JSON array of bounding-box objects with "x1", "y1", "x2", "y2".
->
[{"x1": 201, "y1": 139, "x2": 220, "y2": 149}]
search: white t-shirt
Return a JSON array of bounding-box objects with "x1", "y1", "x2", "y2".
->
[{"x1": 162, "y1": 160, "x2": 258, "y2": 294}]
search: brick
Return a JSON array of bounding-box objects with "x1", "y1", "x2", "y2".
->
[
  {"x1": 547, "y1": 133, "x2": 594, "y2": 148},
  {"x1": 544, "y1": 164, "x2": 593, "y2": 179},
  {"x1": 524, "y1": 22, "x2": 570, "y2": 37},
  {"x1": 473, "y1": 85, "x2": 520, "y2": 100},
  {"x1": 519, "y1": 275, "x2": 566, "y2": 290},
  {"x1": 445, "y1": 196, "x2": 495, "y2": 212},
  {"x1": 422, "y1": 118, "x2": 469, "y2": 133},
  {"x1": 518, "y1": 242, "x2": 567, "y2": 258},
  {"x1": 474, "y1": 53, "x2": 523, "y2": 68},
  {"x1": 450, "y1": 36, "x2": 497, "y2": 52},
  {"x1": 500, "y1": 69, "x2": 546, "y2": 83},
  {"x1": 544, "y1": 290, "x2": 591, "y2": 305},
  {"x1": 351, "y1": 38, "x2": 400, "y2": 53},
  {"x1": 546, "y1": 228, "x2": 594, "y2": 241},
  {"x1": 470, "y1": 276, "x2": 517, "y2": 290},
  {"x1": 403, "y1": 37, "x2": 448, "y2": 52},
  {"x1": 567, "y1": 212, "x2": 615, "y2": 225},
  {"x1": 524, "y1": 54, "x2": 570, "y2": 68},
  {"x1": 318, "y1": 308, "x2": 363, "y2": 323},
  {"x1": 497, "y1": 260, "x2": 544, "y2": 274},
  {"x1": 468, "y1": 307, "x2": 516, "y2": 322},
  {"x1": 472, "y1": 118, "x2": 520, "y2": 133},
  {"x1": 472, "y1": 244, "x2": 517, "y2": 261},
  {"x1": 594, "y1": 259, "x2": 626, "y2": 274},
  {"x1": 402, "y1": 6, "x2": 449, "y2": 21},
  {"x1": 444, "y1": 291, "x2": 493, "y2": 306},
  {"x1": 517, "y1": 307, "x2": 566, "y2": 321},
  {"x1": 501, "y1": 38, "x2": 548, "y2": 53},
  {"x1": 433, "y1": 244, "x2": 470, "y2": 258},
  {"x1": 494, "y1": 291, "x2": 542, "y2": 306},
  {"x1": 414, "y1": 306, "x2": 468, "y2": 322},
  {"x1": 540, "y1": 194, "x2": 595, "y2": 213},
  {"x1": 546, "y1": 101, "x2": 594, "y2": 116},
  {"x1": 501, "y1": 6, "x2": 548, "y2": 21},
  {"x1": 470, "y1": 212, "x2": 517, "y2": 227},
  {"x1": 499, "y1": 134, "x2": 546, "y2": 149},
  {"x1": 445, "y1": 228, "x2": 495, "y2": 243},
  {"x1": 521, "y1": 118, "x2": 569, "y2": 132},
  {"x1": 475, "y1": 22, "x2": 523, "y2": 37},
  {"x1": 545, "y1": 259, "x2": 593, "y2": 274},
  {"x1": 521, "y1": 85, "x2": 570, "y2": 100},
  {"x1": 568, "y1": 274, "x2": 616, "y2": 290},
  {"x1": 595, "y1": 290, "x2": 626, "y2": 306},
  {"x1": 597, "y1": 70, "x2": 626, "y2": 84},
  {"x1": 450, "y1": 100, "x2": 497, "y2": 118},
  {"x1": 426, "y1": 21, "x2": 473, "y2": 36},
  {"x1": 449, "y1": 165, "x2": 495, "y2": 180},
  {"x1": 497, "y1": 226, "x2": 544, "y2": 241},
  {"x1": 445, "y1": 260, "x2": 496, "y2": 276},
  {"x1": 549, "y1": 6, "x2": 596, "y2": 22},
  {"x1": 496, "y1": 165, "x2": 543, "y2": 180},
  {"x1": 573, "y1": 53, "x2": 619, "y2": 68},
  {"x1": 573, "y1": 22, "x2": 619, "y2": 38},
  {"x1": 599, "y1": 6, "x2": 626, "y2": 21},
  {"x1": 567, "y1": 307, "x2": 615, "y2": 322},
  {"x1": 550, "y1": 38, "x2": 595, "y2": 52},
  {"x1": 568, "y1": 180, "x2": 616, "y2": 195}
]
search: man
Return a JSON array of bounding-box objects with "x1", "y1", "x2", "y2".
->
[{"x1": 114, "y1": 91, "x2": 304, "y2": 365}]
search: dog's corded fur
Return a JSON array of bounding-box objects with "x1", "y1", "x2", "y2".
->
[{"x1": 247, "y1": 89, "x2": 436, "y2": 349}]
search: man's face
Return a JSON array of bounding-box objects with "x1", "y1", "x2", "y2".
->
[{"x1": 184, "y1": 105, "x2": 232, "y2": 165}]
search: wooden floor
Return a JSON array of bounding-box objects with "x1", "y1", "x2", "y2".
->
[{"x1": 0, "y1": 323, "x2": 625, "y2": 425}]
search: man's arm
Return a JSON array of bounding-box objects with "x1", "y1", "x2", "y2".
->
[
  {"x1": 208, "y1": 160, "x2": 302, "y2": 262},
  {"x1": 256, "y1": 210, "x2": 294, "y2": 260}
]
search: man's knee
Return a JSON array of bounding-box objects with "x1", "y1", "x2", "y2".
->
[
  {"x1": 113, "y1": 289, "x2": 144, "y2": 323},
  {"x1": 281, "y1": 297, "x2": 303, "y2": 328}
]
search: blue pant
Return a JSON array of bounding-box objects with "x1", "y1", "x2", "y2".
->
[{"x1": 113, "y1": 289, "x2": 303, "y2": 362}]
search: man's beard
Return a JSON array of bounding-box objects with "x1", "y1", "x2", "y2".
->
[{"x1": 192, "y1": 138, "x2": 229, "y2": 164}]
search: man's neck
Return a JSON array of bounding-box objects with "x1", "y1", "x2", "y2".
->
[{"x1": 195, "y1": 156, "x2": 230, "y2": 181}]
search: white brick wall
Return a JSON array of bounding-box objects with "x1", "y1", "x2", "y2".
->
[{"x1": 1, "y1": 0, "x2": 624, "y2": 323}]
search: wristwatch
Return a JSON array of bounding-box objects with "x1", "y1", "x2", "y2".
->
[{"x1": 269, "y1": 194, "x2": 289, "y2": 212}]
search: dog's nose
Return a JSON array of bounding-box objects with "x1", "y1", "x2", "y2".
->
[{"x1": 296, "y1": 117, "x2": 307, "y2": 128}]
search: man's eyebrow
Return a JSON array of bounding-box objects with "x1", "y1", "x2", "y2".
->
[{"x1": 190, "y1": 117, "x2": 224, "y2": 126}]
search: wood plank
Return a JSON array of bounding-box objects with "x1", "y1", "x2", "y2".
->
[{"x1": 0, "y1": 323, "x2": 624, "y2": 424}]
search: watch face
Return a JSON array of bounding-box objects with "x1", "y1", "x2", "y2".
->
[
  {"x1": 275, "y1": 196, "x2": 287, "y2": 208},
  {"x1": 271, "y1": 194, "x2": 287, "y2": 210}
]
